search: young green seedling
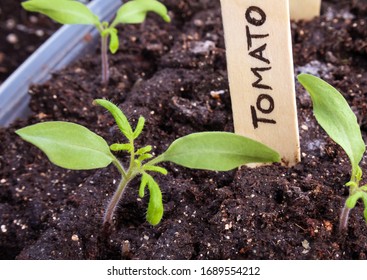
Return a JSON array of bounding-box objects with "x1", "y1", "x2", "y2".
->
[
  {"x1": 21, "y1": 0, "x2": 170, "y2": 85},
  {"x1": 298, "y1": 73, "x2": 367, "y2": 231},
  {"x1": 16, "y1": 99, "x2": 280, "y2": 228}
]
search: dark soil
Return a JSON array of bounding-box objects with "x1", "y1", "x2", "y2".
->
[
  {"x1": 0, "y1": 0, "x2": 59, "y2": 84},
  {"x1": 1, "y1": 0, "x2": 367, "y2": 259}
]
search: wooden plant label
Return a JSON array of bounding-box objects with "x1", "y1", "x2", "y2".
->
[
  {"x1": 220, "y1": 0, "x2": 300, "y2": 166},
  {"x1": 289, "y1": 0, "x2": 321, "y2": 21}
]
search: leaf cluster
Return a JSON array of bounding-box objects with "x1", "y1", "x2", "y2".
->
[
  {"x1": 298, "y1": 74, "x2": 367, "y2": 228},
  {"x1": 16, "y1": 99, "x2": 280, "y2": 226},
  {"x1": 22, "y1": 0, "x2": 171, "y2": 54}
]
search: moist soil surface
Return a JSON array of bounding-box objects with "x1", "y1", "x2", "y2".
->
[{"x1": 1, "y1": 0, "x2": 367, "y2": 260}]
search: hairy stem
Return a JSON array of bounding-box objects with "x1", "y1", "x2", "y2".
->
[
  {"x1": 101, "y1": 34, "x2": 109, "y2": 85},
  {"x1": 103, "y1": 159, "x2": 129, "y2": 226},
  {"x1": 103, "y1": 175, "x2": 132, "y2": 226},
  {"x1": 103, "y1": 158, "x2": 139, "y2": 227},
  {"x1": 339, "y1": 204, "x2": 351, "y2": 232}
]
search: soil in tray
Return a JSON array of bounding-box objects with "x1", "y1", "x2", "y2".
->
[{"x1": 1, "y1": 0, "x2": 367, "y2": 259}]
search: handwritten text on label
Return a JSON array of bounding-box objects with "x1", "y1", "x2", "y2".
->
[{"x1": 245, "y1": 6, "x2": 275, "y2": 129}]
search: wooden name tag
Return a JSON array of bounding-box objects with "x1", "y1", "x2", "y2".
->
[
  {"x1": 220, "y1": 0, "x2": 300, "y2": 166},
  {"x1": 290, "y1": 0, "x2": 321, "y2": 21}
]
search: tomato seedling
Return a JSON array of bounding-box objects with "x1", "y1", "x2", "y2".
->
[
  {"x1": 22, "y1": 0, "x2": 171, "y2": 85},
  {"x1": 16, "y1": 99, "x2": 280, "y2": 228},
  {"x1": 298, "y1": 73, "x2": 367, "y2": 231}
]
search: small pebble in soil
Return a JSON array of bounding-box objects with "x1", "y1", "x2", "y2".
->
[
  {"x1": 1, "y1": 225, "x2": 7, "y2": 233},
  {"x1": 302, "y1": 240, "x2": 310, "y2": 254},
  {"x1": 190, "y1": 40, "x2": 215, "y2": 54},
  {"x1": 121, "y1": 240, "x2": 130, "y2": 256},
  {"x1": 6, "y1": 33, "x2": 18, "y2": 44},
  {"x1": 301, "y1": 124, "x2": 309, "y2": 131},
  {"x1": 35, "y1": 29, "x2": 45, "y2": 37},
  {"x1": 323, "y1": 220, "x2": 333, "y2": 232},
  {"x1": 225, "y1": 223, "x2": 233, "y2": 230},
  {"x1": 29, "y1": 15, "x2": 38, "y2": 23},
  {"x1": 6, "y1": 19, "x2": 16, "y2": 29},
  {"x1": 71, "y1": 234, "x2": 79, "y2": 242},
  {"x1": 210, "y1": 90, "x2": 225, "y2": 100}
]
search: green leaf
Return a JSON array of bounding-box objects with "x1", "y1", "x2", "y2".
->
[
  {"x1": 145, "y1": 174, "x2": 164, "y2": 225},
  {"x1": 136, "y1": 145, "x2": 152, "y2": 155},
  {"x1": 361, "y1": 193, "x2": 367, "y2": 222},
  {"x1": 139, "y1": 173, "x2": 163, "y2": 225},
  {"x1": 94, "y1": 99, "x2": 134, "y2": 139},
  {"x1": 108, "y1": 28, "x2": 119, "y2": 54},
  {"x1": 133, "y1": 116, "x2": 146, "y2": 139},
  {"x1": 297, "y1": 74, "x2": 365, "y2": 181},
  {"x1": 15, "y1": 122, "x2": 114, "y2": 170},
  {"x1": 144, "y1": 165, "x2": 168, "y2": 175},
  {"x1": 345, "y1": 192, "x2": 363, "y2": 209},
  {"x1": 139, "y1": 173, "x2": 149, "y2": 197},
  {"x1": 111, "y1": 0, "x2": 171, "y2": 26},
  {"x1": 110, "y1": 143, "x2": 132, "y2": 152},
  {"x1": 158, "y1": 132, "x2": 280, "y2": 171},
  {"x1": 362, "y1": 193, "x2": 367, "y2": 207},
  {"x1": 138, "y1": 153, "x2": 153, "y2": 162},
  {"x1": 22, "y1": 0, "x2": 99, "y2": 25}
]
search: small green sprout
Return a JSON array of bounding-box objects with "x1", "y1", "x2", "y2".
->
[
  {"x1": 298, "y1": 73, "x2": 367, "y2": 231},
  {"x1": 21, "y1": 0, "x2": 170, "y2": 85},
  {"x1": 15, "y1": 99, "x2": 280, "y2": 228}
]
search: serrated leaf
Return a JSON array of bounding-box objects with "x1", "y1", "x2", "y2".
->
[
  {"x1": 136, "y1": 145, "x2": 152, "y2": 155},
  {"x1": 139, "y1": 173, "x2": 149, "y2": 197},
  {"x1": 110, "y1": 143, "x2": 132, "y2": 152},
  {"x1": 22, "y1": 0, "x2": 99, "y2": 25},
  {"x1": 111, "y1": 0, "x2": 170, "y2": 26},
  {"x1": 158, "y1": 132, "x2": 280, "y2": 171},
  {"x1": 138, "y1": 153, "x2": 153, "y2": 162},
  {"x1": 134, "y1": 159, "x2": 142, "y2": 168},
  {"x1": 94, "y1": 99, "x2": 133, "y2": 139},
  {"x1": 16, "y1": 121, "x2": 114, "y2": 170},
  {"x1": 133, "y1": 116, "x2": 145, "y2": 139},
  {"x1": 298, "y1": 74, "x2": 365, "y2": 180},
  {"x1": 144, "y1": 165, "x2": 168, "y2": 175}
]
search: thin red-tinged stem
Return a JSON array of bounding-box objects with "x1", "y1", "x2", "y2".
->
[
  {"x1": 101, "y1": 34, "x2": 109, "y2": 85},
  {"x1": 339, "y1": 205, "x2": 350, "y2": 232}
]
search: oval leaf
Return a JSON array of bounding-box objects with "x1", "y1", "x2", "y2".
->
[
  {"x1": 297, "y1": 74, "x2": 365, "y2": 179},
  {"x1": 108, "y1": 28, "x2": 119, "y2": 54},
  {"x1": 15, "y1": 121, "x2": 114, "y2": 170},
  {"x1": 111, "y1": 0, "x2": 170, "y2": 26},
  {"x1": 159, "y1": 132, "x2": 280, "y2": 171},
  {"x1": 145, "y1": 175, "x2": 163, "y2": 226},
  {"x1": 22, "y1": 0, "x2": 99, "y2": 25}
]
